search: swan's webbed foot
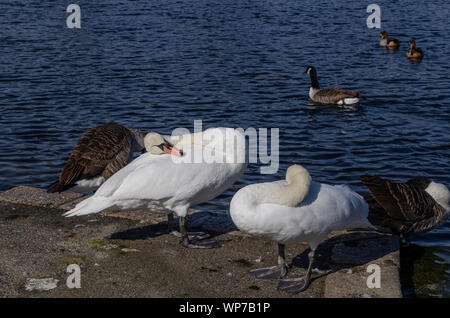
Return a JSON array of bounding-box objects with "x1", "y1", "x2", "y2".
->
[
  {"x1": 250, "y1": 264, "x2": 288, "y2": 279},
  {"x1": 250, "y1": 243, "x2": 288, "y2": 279},
  {"x1": 180, "y1": 236, "x2": 220, "y2": 249},
  {"x1": 177, "y1": 215, "x2": 220, "y2": 249},
  {"x1": 168, "y1": 213, "x2": 211, "y2": 240},
  {"x1": 277, "y1": 276, "x2": 310, "y2": 294},
  {"x1": 170, "y1": 230, "x2": 210, "y2": 240},
  {"x1": 278, "y1": 248, "x2": 316, "y2": 294}
]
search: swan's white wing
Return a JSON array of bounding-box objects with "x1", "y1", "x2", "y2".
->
[
  {"x1": 97, "y1": 145, "x2": 245, "y2": 208},
  {"x1": 278, "y1": 183, "x2": 366, "y2": 229},
  {"x1": 65, "y1": 128, "x2": 247, "y2": 217},
  {"x1": 231, "y1": 182, "x2": 368, "y2": 246},
  {"x1": 94, "y1": 152, "x2": 165, "y2": 197}
]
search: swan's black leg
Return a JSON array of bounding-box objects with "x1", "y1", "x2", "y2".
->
[
  {"x1": 278, "y1": 248, "x2": 315, "y2": 294},
  {"x1": 168, "y1": 212, "x2": 209, "y2": 240},
  {"x1": 250, "y1": 243, "x2": 288, "y2": 279},
  {"x1": 179, "y1": 216, "x2": 220, "y2": 249},
  {"x1": 168, "y1": 212, "x2": 178, "y2": 234}
]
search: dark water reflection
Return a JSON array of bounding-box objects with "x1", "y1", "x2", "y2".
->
[{"x1": 0, "y1": 0, "x2": 448, "y2": 296}]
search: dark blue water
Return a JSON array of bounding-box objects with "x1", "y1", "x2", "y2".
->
[{"x1": 0, "y1": 1, "x2": 448, "y2": 297}]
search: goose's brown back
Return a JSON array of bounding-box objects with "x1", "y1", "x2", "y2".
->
[
  {"x1": 48, "y1": 124, "x2": 135, "y2": 192},
  {"x1": 361, "y1": 175, "x2": 446, "y2": 235},
  {"x1": 313, "y1": 88, "x2": 359, "y2": 104}
]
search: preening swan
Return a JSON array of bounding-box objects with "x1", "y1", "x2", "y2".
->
[
  {"x1": 230, "y1": 165, "x2": 370, "y2": 293},
  {"x1": 361, "y1": 175, "x2": 449, "y2": 242},
  {"x1": 64, "y1": 127, "x2": 247, "y2": 249},
  {"x1": 47, "y1": 124, "x2": 147, "y2": 193},
  {"x1": 305, "y1": 66, "x2": 360, "y2": 105}
]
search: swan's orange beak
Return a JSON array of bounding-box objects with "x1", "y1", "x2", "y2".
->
[{"x1": 163, "y1": 144, "x2": 183, "y2": 157}]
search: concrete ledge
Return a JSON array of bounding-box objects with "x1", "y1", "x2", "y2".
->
[
  {"x1": 0, "y1": 186, "x2": 84, "y2": 209},
  {"x1": 324, "y1": 232, "x2": 402, "y2": 298},
  {"x1": 0, "y1": 186, "x2": 402, "y2": 298}
]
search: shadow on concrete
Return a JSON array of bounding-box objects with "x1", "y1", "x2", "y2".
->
[
  {"x1": 289, "y1": 232, "x2": 399, "y2": 284},
  {"x1": 109, "y1": 211, "x2": 238, "y2": 240}
]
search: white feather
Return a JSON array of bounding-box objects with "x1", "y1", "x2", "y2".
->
[
  {"x1": 69, "y1": 176, "x2": 105, "y2": 193},
  {"x1": 425, "y1": 181, "x2": 450, "y2": 212},
  {"x1": 230, "y1": 181, "x2": 369, "y2": 249},
  {"x1": 64, "y1": 128, "x2": 247, "y2": 218},
  {"x1": 343, "y1": 97, "x2": 360, "y2": 104}
]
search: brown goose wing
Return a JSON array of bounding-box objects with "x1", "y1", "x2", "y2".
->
[
  {"x1": 363, "y1": 193, "x2": 408, "y2": 232},
  {"x1": 314, "y1": 88, "x2": 359, "y2": 103},
  {"x1": 361, "y1": 175, "x2": 439, "y2": 223},
  {"x1": 58, "y1": 124, "x2": 133, "y2": 186},
  {"x1": 386, "y1": 181, "x2": 437, "y2": 221},
  {"x1": 360, "y1": 175, "x2": 404, "y2": 220}
]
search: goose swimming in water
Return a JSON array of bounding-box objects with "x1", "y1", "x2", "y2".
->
[
  {"x1": 361, "y1": 175, "x2": 449, "y2": 242},
  {"x1": 64, "y1": 128, "x2": 247, "y2": 249},
  {"x1": 230, "y1": 165, "x2": 370, "y2": 293},
  {"x1": 305, "y1": 66, "x2": 360, "y2": 105},
  {"x1": 406, "y1": 40, "x2": 423, "y2": 59},
  {"x1": 47, "y1": 124, "x2": 147, "y2": 193},
  {"x1": 379, "y1": 30, "x2": 399, "y2": 48}
]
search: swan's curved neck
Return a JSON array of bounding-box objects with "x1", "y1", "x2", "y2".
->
[{"x1": 260, "y1": 171, "x2": 312, "y2": 207}]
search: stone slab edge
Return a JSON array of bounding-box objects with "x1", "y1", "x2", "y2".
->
[{"x1": 0, "y1": 186, "x2": 402, "y2": 297}]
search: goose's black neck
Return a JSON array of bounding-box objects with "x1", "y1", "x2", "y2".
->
[{"x1": 309, "y1": 68, "x2": 320, "y2": 89}]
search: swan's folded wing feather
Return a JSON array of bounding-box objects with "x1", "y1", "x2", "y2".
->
[
  {"x1": 93, "y1": 153, "x2": 165, "y2": 197},
  {"x1": 112, "y1": 157, "x2": 182, "y2": 201},
  {"x1": 96, "y1": 151, "x2": 217, "y2": 202}
]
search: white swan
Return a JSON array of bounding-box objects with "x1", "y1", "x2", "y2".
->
[
  {"x1": 64, "y1": 127, "x2": 247, "y2": 248},
  {"x1": 230, "y1": 164, "x2": 370, "y2": 293}
]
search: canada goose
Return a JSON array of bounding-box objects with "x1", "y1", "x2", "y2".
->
[
  {"x1": 230, "y1": 165, "x2": 370, "y2": 293},
  {"x1": 64, "y1": 128, "x2": 247, "y2": 249},
  {"x1": 406, "y1": 40, "x2": 423, "y2": 59},
  {"x1": 361, "y1": 175, "x2": 449, "y2": 242},
  {"x1": 379, "y1": 30, "x2": 399, "y2": 48},
  {"x1": 47, "y1": 124, "x2": 147, "y2": 193},
  {"x1": 305, "y1": 66, "x2": 360, "y2": 105}
]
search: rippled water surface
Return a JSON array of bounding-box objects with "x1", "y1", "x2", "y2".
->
[{"x1": 0, "y1": 1, "x2": 449, "y2": 297}]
